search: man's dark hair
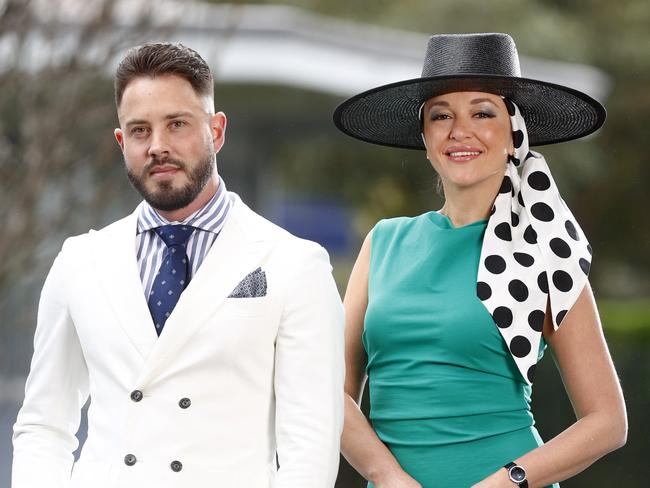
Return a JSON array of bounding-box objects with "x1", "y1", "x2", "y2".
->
[{"x1": 114, "y1": 42, "x2": 214, "y2": 106}]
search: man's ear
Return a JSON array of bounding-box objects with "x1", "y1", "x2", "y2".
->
[
  {"x1": 114, "y1": 128, "x2": 125, "y2": 152},
  {"x1": 210, "y1": 112, "x2": 227, "y2": 154}
]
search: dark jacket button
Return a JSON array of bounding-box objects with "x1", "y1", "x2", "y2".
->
[
  {"x1": 130, "y1": 390, "x2": 143, "y2": 402},
  {"x1": 124, "y1": 454, "x2": 137, "y2": 466},
  {"x1": 178, "y1": 397, "x2": 191, "y2": 409},
  {"x1": 170, "y1": 460, "x2": 183, "y2": 472}
]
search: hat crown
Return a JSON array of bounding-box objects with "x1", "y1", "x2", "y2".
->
[{"x1": 421, "y1": 33, "x2": 521, "y2": 78}]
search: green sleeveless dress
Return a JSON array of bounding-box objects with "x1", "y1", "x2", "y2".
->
[{"x1": 364, "y1": 212, "x2": 558, "y2": 488}]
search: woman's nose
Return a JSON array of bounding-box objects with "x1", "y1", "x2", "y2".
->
[{"x1": 449, "y1": 116, "x2": 472, "y2": 140}]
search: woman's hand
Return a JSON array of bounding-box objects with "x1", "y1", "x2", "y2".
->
[{"x1": 374, "y1": 469, "x2": 423, "y2": 488}]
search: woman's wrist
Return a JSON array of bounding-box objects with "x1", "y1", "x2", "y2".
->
[
  {"x1": 367, "y1": 463, "x2": 398, "y2": 484},
  {"x1": 368, "y1": 461, "x2": 410, "y2": 485},
  {"x1": 472, "y1": 466, "x2": 515, "y2": 488}
]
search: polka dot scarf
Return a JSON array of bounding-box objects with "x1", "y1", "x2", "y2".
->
[{"x1": 476, "y1": 98, "x2": 592, "y2": 385}]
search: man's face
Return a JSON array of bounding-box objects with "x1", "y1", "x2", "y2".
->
[{"x1": 114, "y1": 74, "x2": 226, "y2": 212}]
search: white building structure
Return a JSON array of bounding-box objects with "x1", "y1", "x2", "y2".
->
[{"x1": 1, "y1": 0, "x2": 610, "y2": 101}]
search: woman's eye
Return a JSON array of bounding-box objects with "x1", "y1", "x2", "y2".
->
[
  {"x1": 474, "y1": 111, "x2": 495, "y2": 118},
  {"x1": 430, "y1": 113, "x2": 450, "y2": 121}
]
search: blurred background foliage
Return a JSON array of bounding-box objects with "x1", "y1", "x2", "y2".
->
[{"x1": 0, "y1": 0, "x2": 648, "y2": 487}]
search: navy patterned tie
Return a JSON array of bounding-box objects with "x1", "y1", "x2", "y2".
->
[{"x1": 147, "y1": 224, "x2": 195, "y2": 335}]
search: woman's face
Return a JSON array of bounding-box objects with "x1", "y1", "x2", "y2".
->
[{"x1": 422, "y1": 91, "x2": 513, "y2": 193}]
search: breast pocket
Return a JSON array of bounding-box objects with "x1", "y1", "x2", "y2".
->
[
  {"x1": 219, "y1": 296, "x2": 271, "y2": 317},
  {"x1": 204, "y1": 296, "x2": 281, "y2": 350}
]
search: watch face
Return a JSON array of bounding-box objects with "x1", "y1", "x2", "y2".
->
[{"x1": 509, "y1": 466, "x2": 527, "y2": 482}]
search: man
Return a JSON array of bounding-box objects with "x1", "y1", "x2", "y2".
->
[{"x1": 12, "y1": 43, "x2": 344, "y2": 488}]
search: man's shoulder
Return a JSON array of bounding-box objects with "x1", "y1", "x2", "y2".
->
[
  {"x1": 59, "y1": 212, "x2": 136, "y2": 254},
  {"x1": 232, "y1": 195, "x2": 328, "y2": 261},
  {"x1": 94, "y1": 212, "x2": 137, "y2": 235}
]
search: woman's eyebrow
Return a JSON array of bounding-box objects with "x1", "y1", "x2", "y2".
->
[
  {"x1": 470, "y1": 98, "x2": 498, "y2": 106},
  {"x1": 428, "y1": 98, "x2": 498, "y2": 108}
]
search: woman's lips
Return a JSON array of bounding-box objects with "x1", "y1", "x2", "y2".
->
[{"x1": 445, "y1": 147, "x2": 482, "y2": 162}]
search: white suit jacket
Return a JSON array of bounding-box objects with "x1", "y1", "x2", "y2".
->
[{"x1": 12, "y1": 193, "x2": 345, "y2": 488}]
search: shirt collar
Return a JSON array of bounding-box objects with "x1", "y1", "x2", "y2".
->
[{"x1": 136, "y1": 176, "x2": 231, "y2": 235}]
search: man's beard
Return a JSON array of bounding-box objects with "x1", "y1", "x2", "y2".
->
[{"x1": 126, "y1": 152, "x2": 214, "y2": 212}]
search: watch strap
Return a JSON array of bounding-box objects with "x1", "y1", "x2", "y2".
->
[{"x1": 504, "y1": 462, "x2": 528, "y2": 488}]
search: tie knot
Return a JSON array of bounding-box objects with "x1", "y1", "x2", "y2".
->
[{"x1": 154, "y1": 224, "x2": 195, "y2": 248}]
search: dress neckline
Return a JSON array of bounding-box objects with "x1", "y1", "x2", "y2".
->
[{"x1": 427, "y1": 211, "x2": 488, "y2": 230}]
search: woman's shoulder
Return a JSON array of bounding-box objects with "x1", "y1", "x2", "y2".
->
[{"x1": 372, "y1": 212, "x2": 435, "y2": 236}]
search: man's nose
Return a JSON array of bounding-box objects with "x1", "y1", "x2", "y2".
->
[{"x1": 147, "y1": 130, "x2": 171, "y2": 158}]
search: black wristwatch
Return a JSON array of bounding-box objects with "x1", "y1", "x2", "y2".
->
[{"x1": 504, "y1": 462, "x2": 528, "y2": 487}]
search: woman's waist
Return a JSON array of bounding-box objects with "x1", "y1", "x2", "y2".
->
[
  {"x1": 367, "y1": 370, "x2": 531, "y2": 419},
  {"x1": 371, "y1": 411, "x2": 536, "y2": 448}
]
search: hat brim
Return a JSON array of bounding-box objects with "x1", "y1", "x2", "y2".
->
[{"x1": 333, "y1": 74, "x2": 606, "y2": 149}]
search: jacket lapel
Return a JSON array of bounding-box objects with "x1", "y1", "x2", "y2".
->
[
  {"x1": 92, "y1": 212, "x2": 158, "y2": 360},
  {"x1": 135, "y1": 195, "x2": 273, "y2": 386}
]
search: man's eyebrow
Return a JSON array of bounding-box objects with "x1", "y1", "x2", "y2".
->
[
  {"x1": 124, "y1": 112, "x2": 197, "y2": 127},
  {"x1": 165, "y1": 111, "x2": 195, "y2": 120},
  {"x1": 124, "y1": 118, "x2": 149, "y2": 127}
]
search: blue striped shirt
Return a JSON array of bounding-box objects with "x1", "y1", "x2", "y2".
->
[{"x1": 135, "y1": 177, "x2": 233, "y2": 298}]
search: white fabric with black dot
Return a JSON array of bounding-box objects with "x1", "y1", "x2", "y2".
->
[{"x1": 477, "y1": 99, "x2": 592, "y2": 385}]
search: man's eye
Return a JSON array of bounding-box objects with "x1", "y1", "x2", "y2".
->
[
  {"x1": 131, "y1": 127, "x2": 147, "y2": 135},
  {"x1": 171, "y1": 120, "x2": 186, "y2": 128}
]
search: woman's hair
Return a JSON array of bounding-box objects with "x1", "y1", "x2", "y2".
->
[
  {"x1": 114, "y1": 42, "x2": 214, "y2": 107},
  {"x1": 435, "y1": 174, "x2": 444, "y2": 197}
]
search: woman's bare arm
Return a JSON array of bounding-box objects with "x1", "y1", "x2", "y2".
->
[
  {"x1": 473, "y1": 283, "x2": 627, "y2": 488},
  {"x1": 341, "y1": 231, "x2": 422, "y2": 488}
]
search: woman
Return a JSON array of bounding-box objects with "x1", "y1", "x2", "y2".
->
[{"x1": 334, "y1": 33, "x2": 627, "y2": 488}]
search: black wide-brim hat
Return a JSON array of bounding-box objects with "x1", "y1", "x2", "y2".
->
[{"x1": 333, "y1": 33, "x2": 606, "y2": 149}]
